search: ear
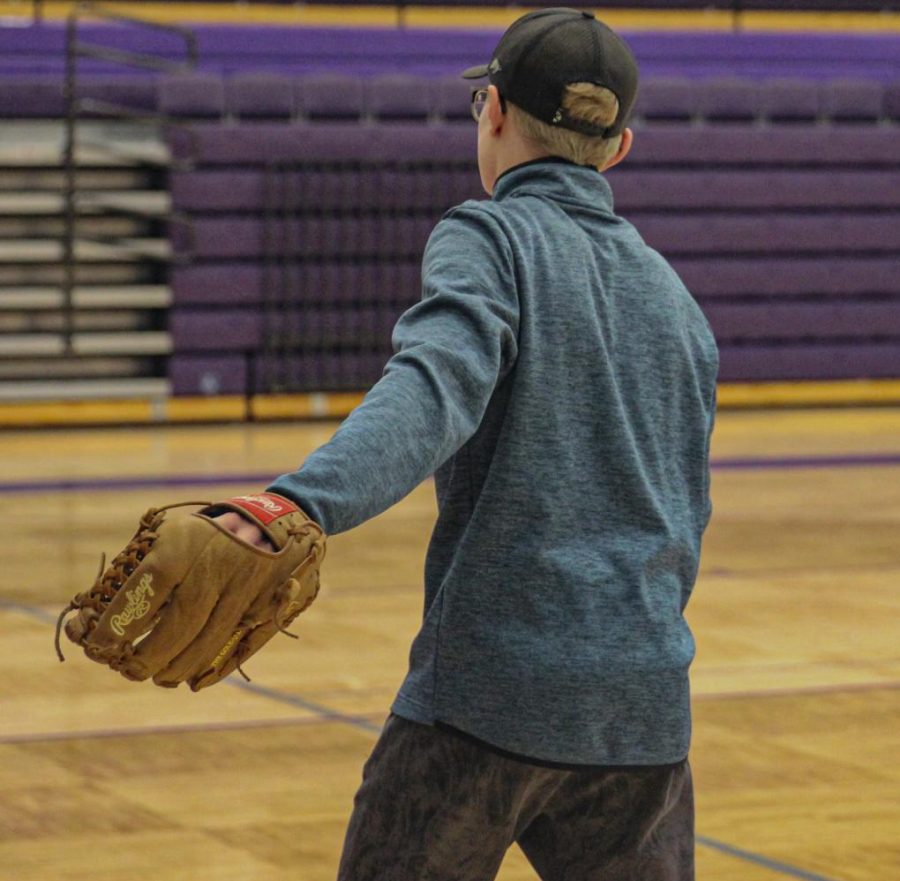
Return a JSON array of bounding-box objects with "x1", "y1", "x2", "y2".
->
[
  {"x1": 599, "y1": 127, "x2": 633, "y2": 172},
  {"x1": 486, "y1": 84, "x2": 506, "y2": 133}
]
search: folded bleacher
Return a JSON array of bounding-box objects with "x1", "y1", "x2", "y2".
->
[{"x1": 140, "y1": 70, "x2": 899, "y2": 395}]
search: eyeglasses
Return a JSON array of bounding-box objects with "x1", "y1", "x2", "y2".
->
[
  {"x1": 470, "y1": 88, "x2": 507, "y2": 122},
  {"x1": 470, "y1": 88, "x2": 488, "y2": 122}
]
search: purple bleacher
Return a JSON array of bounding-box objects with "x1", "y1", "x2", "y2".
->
[
  {"x1": 171, "y1": 308, "x2": 262, "y2": 351},
  {"x1": 626, "y1": 125, "x2": 898, "y2": 165},
  {"x1": 168, "y1": 118, "x2": 898, "y2": 171},
  {"x1": 265, "y1": 306, "x2": 401, "y2": 346},
  {"x1": 434, "y1": 76, "x2": 473, "y2": 121},
  {"x1": 168, "y1": 354, "x2": 247, "y2": 395},
  {"x1": 163, "y1": 94, "x2": 898, "y2": 390},
  {"x1": 697, "y1": 76, "x2": 763, "y2": 122},
  {"x1": 366, "y1": 73, "x2": 433, "y2": 120},
  {"x1": 157, "y1": 71, "x2": 225, "y2": 118},
  {"x1": 178, "y1": 212, "x2": 900, "y2": 260},
  {"x1": 759, "y1": 78, "x2": 821, "y2": 122},
  {"x1": 0, "y1": 72, "x2": 155, "y2": 117},
  {"x1": 180, "y1": 213, "x2": 435, "y2": 261},
  {"x1": 253, "y1": 352, "x2": 388, "y2": 394},
  {"x1": 635, "y1": 214, "x2": 899, "y2": 255},
  {"x1": 2, "y1": 24, "x2": 899, "y2": 81},
  {"x1": 885, "y1": 82, "x2": 900, "y2": 119},
  {"x1": 672, "y1": 256, "x2": 900, "y2": 299},
  {"x1": 168, "y1": 120, "x2": 474, "y2": 165},
  {"x1": 170, "y1": 263, "x2": 267, "y2": 305},
  {"x1": 606, "y1": 169, "x2": 900, "y2": 211},
  {"x1": 78, "y1": 75, "x2": 158, "y2": 112},
  {"x1": 171, "y1": 260, "x2": 422, "y2": 308},
  {"x1": 227, "y1": 72, "x2": 295, "y2": 120},
  {"x1": 718, "y1": 343, "x2": 900, "y2": 383},
  {"x1": 0, "y1": 74, "x2": 64, "y2": 117},
  {"x1": 298, "y1": 72, "x2": 365, "y2": 120},
  {"x1": 820, "y1": 77, "x2": 885, "y2": 121},
  {"x1": 705, "y1": 301, "x2": 900, "y2": 342},
  {"x1": 632, "y1": 77, "x2": 697, "y2": 122}
]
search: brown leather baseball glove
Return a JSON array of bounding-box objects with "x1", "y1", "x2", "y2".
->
[{"x1": 55, "y1": 492, "x2": 325, "y2": 690}]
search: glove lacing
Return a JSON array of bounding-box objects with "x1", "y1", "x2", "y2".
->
[{"x1": 54, "y1": 501, "x2": 210, "y2": 662}]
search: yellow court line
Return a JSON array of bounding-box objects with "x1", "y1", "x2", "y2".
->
[
  {"x1": 1, "y1": 381, "x2": 900, "y2": 427},
  {"x1": 4, "y1": 2, "x2": 899, "y2": 32}
]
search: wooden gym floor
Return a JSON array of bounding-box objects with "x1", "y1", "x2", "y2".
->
[{"x1": 0, "y1": 405, "x2": 898, "y2": 880}]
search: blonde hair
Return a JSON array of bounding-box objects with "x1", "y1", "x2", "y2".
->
[{"x1": 509, "y1": 82, "x2": 624, "y2": 168}]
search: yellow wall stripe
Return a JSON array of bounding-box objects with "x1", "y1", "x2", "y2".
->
[
  {"x1": 1, "y1": 381, "x2": 899, "y2": 428},
  {"x1": 716, "y1": 379, "x2": 900, "y2": 409},
  {"x1": 5, "y1": 2, "x2": 898, "y2": 33}
]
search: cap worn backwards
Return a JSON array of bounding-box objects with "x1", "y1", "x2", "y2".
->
[{"x1": 462, "y1": 7, "x2": 639, "y2": 138}]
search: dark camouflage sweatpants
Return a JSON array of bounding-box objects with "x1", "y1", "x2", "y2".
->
[{"x1": 338, "y1": 715, "x2": 694, "y2": 881}]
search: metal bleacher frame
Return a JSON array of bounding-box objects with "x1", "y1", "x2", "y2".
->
[{"x1": 60, "y1": 2, "x2": 198, "y2": 360}]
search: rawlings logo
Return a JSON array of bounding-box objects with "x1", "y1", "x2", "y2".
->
[
  {"x1": 110, "y1": 572, "x2": 155, "y2": 636},
  {"x1": 235, "y1": 494, "x2": 285, "y2": 513},
  {"x1": 230, "y1": 493, "x2": 299, "y2": 525}
]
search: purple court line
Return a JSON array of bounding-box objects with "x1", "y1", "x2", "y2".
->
[
  {"x1": 697, "y1": 837, "x2": 844, "y2": 881},
  {"x1": 0, "y1": 712, "x2": 386, "y2": 746},
  {"x1": 1, "y1": 450, "x2": 900, "y2": 495}
]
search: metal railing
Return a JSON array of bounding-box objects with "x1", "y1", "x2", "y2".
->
[{"x1": 60, "y1": 1, "x2": 197, "y2": 353}]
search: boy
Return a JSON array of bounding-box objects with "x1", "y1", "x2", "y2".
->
[{"x1": 223, "y1": 8, "x2": 718, "y2": 879}]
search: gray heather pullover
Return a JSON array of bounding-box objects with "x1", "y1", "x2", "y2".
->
[{"x1": 269, "y1": 158, "x2": 719, "y2": 765}]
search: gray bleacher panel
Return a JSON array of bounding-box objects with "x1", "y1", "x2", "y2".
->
[{"x1": 227, "y1": 72, "x2": 296, "y2": 120}]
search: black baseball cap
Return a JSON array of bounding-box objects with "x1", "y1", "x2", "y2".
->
[{"x1": 462, "y1": 8, "x2": 639, "y2": 138}]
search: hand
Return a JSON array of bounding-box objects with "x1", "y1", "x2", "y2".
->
[{"x1": 213, "y1": 511, "x2": 276, "y2": 551}]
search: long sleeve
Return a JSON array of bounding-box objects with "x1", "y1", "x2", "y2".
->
[{"x1": 267, "y1": 204, "x2": 519, "y2": 534}]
